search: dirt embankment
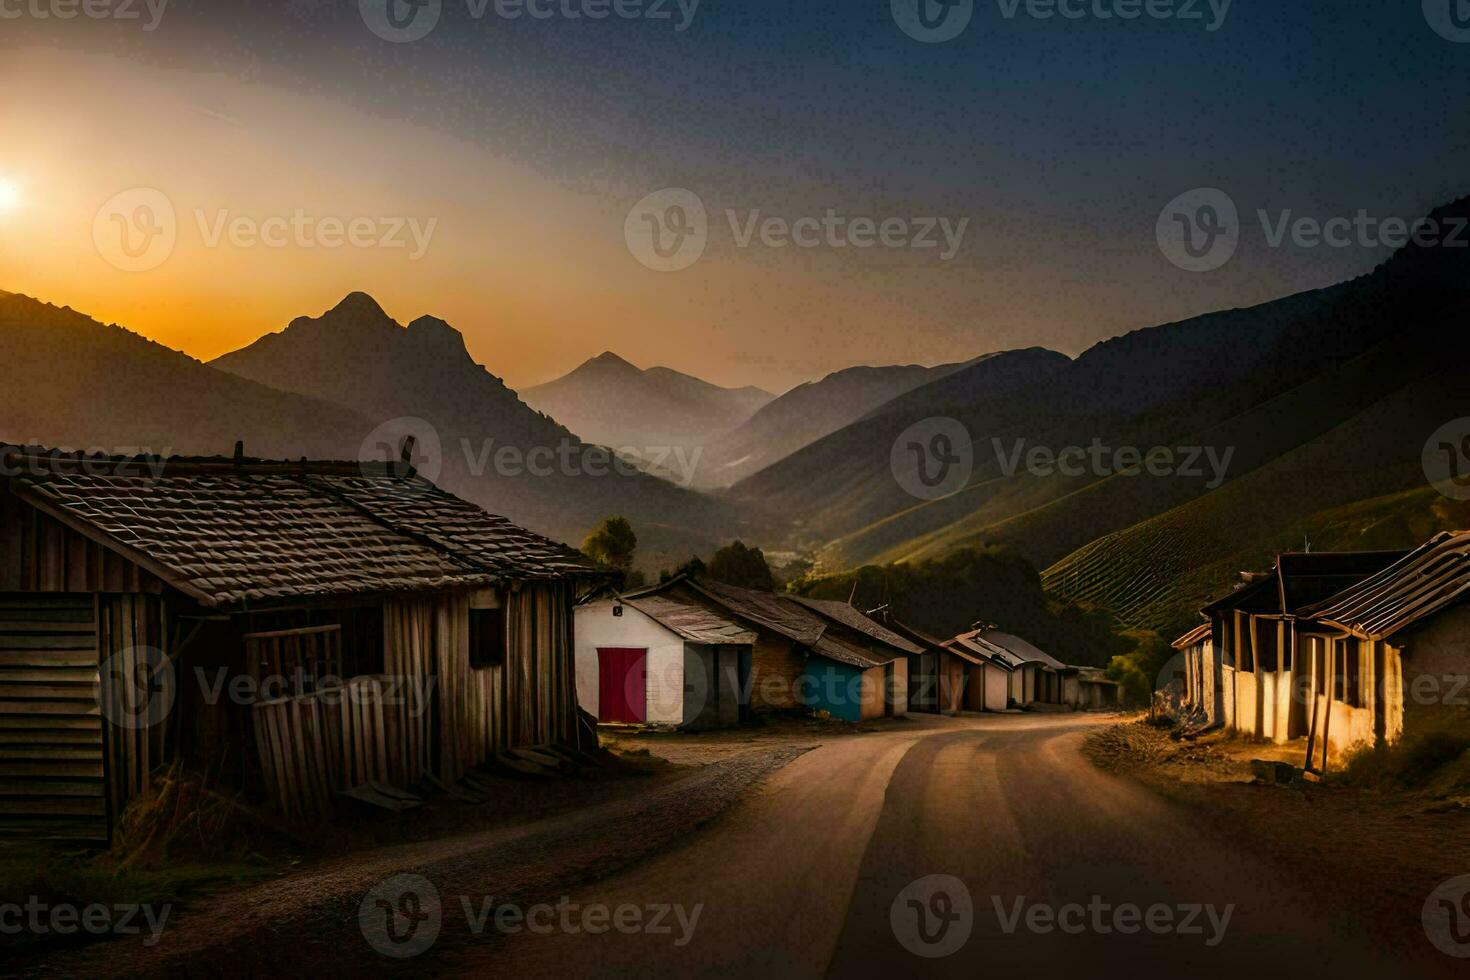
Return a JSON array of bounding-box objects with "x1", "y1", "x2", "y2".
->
[
  {"x1": 16, "y1": 746, "x2": 807, "y2": 979},
  {"x1": 1086, "y1": 720, "x2": 1470, "y2": 957}
]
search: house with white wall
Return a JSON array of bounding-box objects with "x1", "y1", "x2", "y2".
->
[{"x1": 575, "y1": 595, "x2": 755, "y2": 729}]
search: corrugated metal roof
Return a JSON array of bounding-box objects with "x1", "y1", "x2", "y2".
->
[
  {"x1": 4, "y1": 449, "x2": 596, "y2": 607},
  {"x1": 677, "y1": 577, "x2": 828, "y2": 646},
  {"x1": 789, "y1": 596, "x2": 924, "y2": 655},
  {"x1": 947, "y1": 631, "x2": 1020, "y2": 670},
  {"x1": 622, "y1": 596, "x2": 756, "y2": 646},
  {"x1": 812, "y1": 633, "x2": 897, "y2": 668},
  {"x1": 1300, "y1": 531, "x2": 1470, "y2": 640},
  {"x1": 1200, "y1": 551, "x2": 1407, "y2": 618},
  {"x1": 978, "y1": 629, "x2": 1066, "y2": 670}
]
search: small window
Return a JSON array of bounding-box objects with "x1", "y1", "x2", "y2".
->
[{"x1": 469, "y1": 608, "x2": 506, "y2": 669}]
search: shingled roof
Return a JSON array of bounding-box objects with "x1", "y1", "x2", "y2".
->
[{"x1": 2, "y1": 448, "x2": 597, "y2": 608}]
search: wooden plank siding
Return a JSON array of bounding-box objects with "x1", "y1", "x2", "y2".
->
[
  {"x1": 0, "y1": 594, "x2": 107, "y2": 843},
  {"x1": 253, "y1": 582, "x2": 578, "y2": 821},
  {"x1": 0, "y1": 483, "x2": 164, "y2": 595}
]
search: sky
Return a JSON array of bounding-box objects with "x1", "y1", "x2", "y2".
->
[{"x1": 0, "y1": 0, "x2": 1466, "y2": 392}]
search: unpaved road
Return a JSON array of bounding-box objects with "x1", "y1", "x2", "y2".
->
[{"x1": 439, "y1": 714, "x2": 1462, "y2": 979}]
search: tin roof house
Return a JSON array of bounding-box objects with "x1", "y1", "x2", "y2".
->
[
  {"x1": 0, "y1": 445, "x2": 599, "y2": 844},
  {"x1": 627, "y1": 576, "x2": 914, "y2": 722},
  {"x1": 1296, "y1": 532, "x2": 1470, "y2": 769},
  {"x1": 574, "y1": 594, "x2": 755, "y2": 729}
]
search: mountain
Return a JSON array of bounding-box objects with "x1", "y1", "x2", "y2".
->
[
  {"x1": 729, "y1": 196, "x2": 1470, "y2": 629},
  {"x1": 689, "y1": 360, "x2": 972, "y2": 489},
  {"x1": 519, "y1": 352, "x2": 773, "y2": 459},
  {"x1": 210, "y1": 294, "x2": 752, "y2": 569},
  {"x1": 0, "y1": 290, "x2": 367, "y2": 460}
]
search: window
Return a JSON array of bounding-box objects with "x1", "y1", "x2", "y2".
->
[{"x1": 469, "y1": 607, "x2": 506, "y2": 669}]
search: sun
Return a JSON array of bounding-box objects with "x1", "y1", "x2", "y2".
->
[{"x1": 0, "y1": 180, "x2": 20, "y2": 214}]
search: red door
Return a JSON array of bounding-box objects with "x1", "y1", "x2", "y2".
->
[{"x1": 597, "y1": 648, "x2": 647, "y2": 723}]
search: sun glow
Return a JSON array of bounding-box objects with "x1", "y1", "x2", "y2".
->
[{"x1": 0, "y1": 180, "x2": 20, "y2": 214}]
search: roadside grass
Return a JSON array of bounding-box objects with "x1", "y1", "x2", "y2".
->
[
  {"x1": 1335, "y1": 714, "x2": 1470, "y2": 796},
  {"x1": 0, "y1": 845, "x2": 271, "y2": 959}
]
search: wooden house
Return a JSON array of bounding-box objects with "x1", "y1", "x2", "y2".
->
[
  {"x1": 1297, "y1": 532, "x2": 1470, "y2": 770},
  {"x1": 1199, "y1": 550, "x2": 1405, "y2": 744},
  {"x1": 574, "y1": 595, "x2": 754, "y2": 729},
  {"x1": 945, "y1": 630, "x2": 1018, "y2": 712},
  {"x1": 1064, "y1": 667, "x2": 1122, "y2": 709},
  {"x1": 977, "y1": 628, "x2": 1068, "y2": 706},
  {"x1": 627, "y1": 577, "x2": 911, "y2": 721},
  {"x1": 0, "y1": 446, "x2": 599, "y2": 844},
  {"x1": 1171, "y1": 621, "x2": 1217, "y2": 724}
]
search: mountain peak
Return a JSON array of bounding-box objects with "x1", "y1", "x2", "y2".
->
[
  {"x1": 407, "y1": 314, "x2": 471, "y2": 360},
  {"x1": 328, "y1": 291, "x2": 391, "y2": 320},
  {"x1": 590, "y1": 350, "x2": 637, "y2": 369}
]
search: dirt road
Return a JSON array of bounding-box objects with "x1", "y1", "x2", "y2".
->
[{"x1": 441, "y1": 714, "x2": 1462, "y2": 978}]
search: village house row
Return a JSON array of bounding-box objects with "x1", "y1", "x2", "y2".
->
[
  {"x1": 1171, "y1": 532, "x2": 1470, "y2": 771},
  {"x1": 0, "y1": 446, "x2": 1114, "y2": 846}
]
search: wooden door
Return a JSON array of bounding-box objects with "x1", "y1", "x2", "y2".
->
[{"x1": 597, "y1": 648, "x2": 647, "y2": 724}]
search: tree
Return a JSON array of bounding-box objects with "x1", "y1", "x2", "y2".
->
[
  {"x1": 582, "y1": 517, "x2": 637, "y2": 575},
  {"x1": 708, "y1": 540, "x2": 775, "y2": 591}
]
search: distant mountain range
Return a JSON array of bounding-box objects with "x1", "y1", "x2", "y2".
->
[
  {"x1": 689, "y1": 360, "x2": 973, "y2": 489},
  {"x1": 0, "y1": 290, "x2": 749, "y2": 571},
  {"x1": 5, "y1": 194, "x2": 1467, "y2": 630},
  {"x1": 728, "y1": 196, "x2": 1470, "y2": 637},
  {"x1": 209, "y1": 294, "x2": 749, "y2": 568},
  {"x1": 519, "y1": 351, "x2": 773, "y2": 463}
]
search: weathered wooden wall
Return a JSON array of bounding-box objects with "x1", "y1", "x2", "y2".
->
[
  {"x1": 254, "y1": 582, "x2": 578, "y2": 819},
  {"x1": 0, "y1": 485, "x2": 164, "y2": 594}
]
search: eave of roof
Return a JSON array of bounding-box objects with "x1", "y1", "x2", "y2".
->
[{"x1": 1298, "y1": 532, "x2": 1470, "y2": 640}]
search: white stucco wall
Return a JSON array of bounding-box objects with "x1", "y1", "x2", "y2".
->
[{"x1": 574, "y1": 599, "x2": 687, "y2": 725}]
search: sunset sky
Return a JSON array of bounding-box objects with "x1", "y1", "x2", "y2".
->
[{"x1": 0, "y1": 0, "x2": 1466, "y2": 392}]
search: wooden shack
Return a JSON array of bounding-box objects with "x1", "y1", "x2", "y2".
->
[
  {"x1": 0, "y1": 446, "x2": 598, "y2": 844},
  {"x1": 628, "y1": 576, "x2": 911, "y2": 721},
  {"x1": 1200, "y1": 550, "x2": 1405, "y2": 744},
  {"x1": 1297, "y1": 531, "x2": 1470, "y2": 770}
]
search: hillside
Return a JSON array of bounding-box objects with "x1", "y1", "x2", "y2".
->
[
  {"x1": 210, "y1": 294, "x2": 753, "y2": 569},
  {"x1": 0, "y1": 290, "x2": 368, "y2": 460},
  {"x1": 732, "y1": 196, "x2": 1470, "y2": 612},
  {"x1": 519, "y1": 351, "x2": 772, "y2": 461},
  {"x1": 690, "y1": 360, "x2": 971, "y2": 489}
]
